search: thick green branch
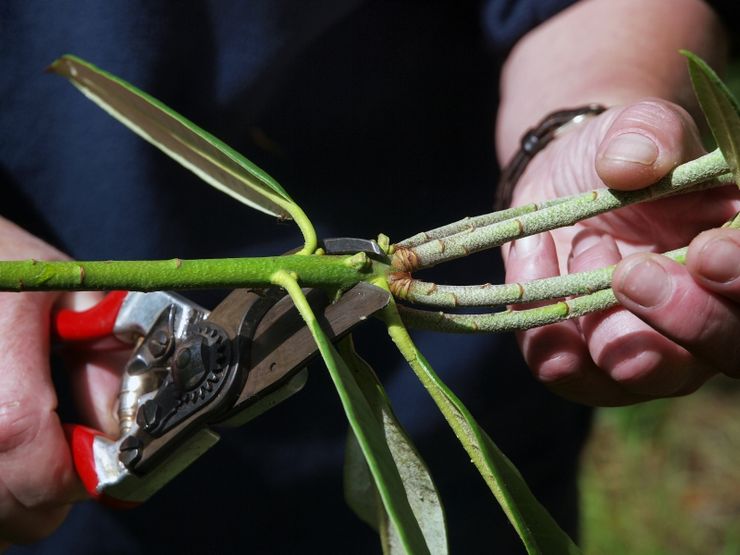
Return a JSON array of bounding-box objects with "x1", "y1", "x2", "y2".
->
[{"x1": 0, "y1": 254, "x2": 385, "y2": 292}]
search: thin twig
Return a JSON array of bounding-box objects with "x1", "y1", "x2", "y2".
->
[
  {"x1": 396, "y1": 195, "x2": 573, "y2": 249},
  {"x1": 398, "y1": 289, "x2": 619, "y2": 333},
  {"x1": 391, "y1": 248, "x2": 687, "y2": 308}
]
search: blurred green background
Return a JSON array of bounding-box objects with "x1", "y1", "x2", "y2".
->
[
  {"x1": 580, "y1": 377, "x2": 740, "y2": 554},
  {"x1": 579, "y1": 56, "x2": 740, "y2": 555}
]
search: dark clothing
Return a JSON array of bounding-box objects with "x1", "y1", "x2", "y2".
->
[{"x1": 1, "y1": 1, "x2": 591, "y2": 553}]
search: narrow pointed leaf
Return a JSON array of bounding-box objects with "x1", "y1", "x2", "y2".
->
[
  {"x1": 683, "y1": 50, "x2": 740, "y2": 186},
  {"x1": 272, "y1": 272, "x2": 431, "y2": 554},
  {"x1": 340, "y1": 338, "x2": 448, "y2": 554},
  {"x1": 384, "y1": 302, "x2": 581, "y2": 554},
  {"x1": 343, "y1": 429, "x2": 383, "y2": 532},
  {"x1": 49, "y1": 55, "x2": 295, "y2": 218}
]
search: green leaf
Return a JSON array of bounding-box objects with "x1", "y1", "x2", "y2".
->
[
  {"x1": 384, "y1": 302, "x2": 581, "y2": 554},
  {"x1": 272, "y1": 272, "x2": 432, "y2": 554},
  {"x1": 683, "y1": 50, "x2": 740, "y2": 186},
  {"x1": 343, "y1": 428, "x2": 383, "y2": 533},
  {"x1": 339, "y1": 337, "x2": 448, "y2": 555},
  {"x1": 49, "y1": 54, "x2": 296, "y2": 218}
]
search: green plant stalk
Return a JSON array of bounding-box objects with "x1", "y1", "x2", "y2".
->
[
  {"x1": 397, "y1": 195, "x2": 573, "y2": 249},
  {"x1": 398, "y1": 212, "x2": 740, "y2": 326},
  {"x1": 399, "y1": 288, "x2": 619, "y2": 333},
  {"x1": 391, "y1": 151, "x2": 731, "y2": 272},
  {"x1": 393, "y1": 247, "x2": 687, "y2": 308},
  {"x1": 0, "y1": 254, "x2": 384, "y2": 292},
  {"x1": 271, "y1": 270, "x2": 432, "y2": 555},
  {"x1": 397, "y1": 174, "x2": 726, "y2": 255},
  {"x1": 381, "y1": 292, "x2": 581, "y2": 554},
  {"x1": 274, "y1": 195, "x2": 318, "y2": 255},
  {"x1": 338, "y1": 337, "x2": 449, "y2": 554}
]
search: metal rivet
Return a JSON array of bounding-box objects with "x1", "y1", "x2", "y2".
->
[
  {"x1": 148, "y1": 330, "x2": 170, "y2": 357},
  {"x1": 119, "y1": 436, "x2": 143, "y2": 468},
  {"x1": 137, "y1": 400, "x2": 161, "y2": 432}
]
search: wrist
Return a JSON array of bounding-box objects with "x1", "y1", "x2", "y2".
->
[{"x1": 496, "y1": 0, "x2": 728, "y2": 164}]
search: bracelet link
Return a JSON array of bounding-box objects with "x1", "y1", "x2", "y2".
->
[{"x1": 497, "y1": 103, "x2": 606, "y2": 209}]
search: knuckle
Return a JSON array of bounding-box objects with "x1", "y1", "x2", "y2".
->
[
  {"x1": 0, "y1": 398, "x2": 46, "y2": 455},
  {"x1": 0, "y1": 401, "x2": 72, "y2": 510},
  {"x1": 617, "y1": 99, "x2": 699, "y2": 148},
  {"x1": 620, "y1": 99, "x2": 678, "y2": 129}
]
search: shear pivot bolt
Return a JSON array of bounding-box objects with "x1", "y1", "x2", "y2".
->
[{"x1": 173, "y1": 340, "x2": 210, "y2": 390}]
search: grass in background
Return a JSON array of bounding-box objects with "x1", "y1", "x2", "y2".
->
[{"x1": 581, "y1": 377, "x2": 740, "y2": 554}]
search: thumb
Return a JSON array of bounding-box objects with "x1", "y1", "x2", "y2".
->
[{"x1": 595, "y1": 98, "x2": 705, "y2": 190}]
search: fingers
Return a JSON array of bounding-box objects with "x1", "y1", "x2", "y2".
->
[
  {"x1": 686, "y1": 227, "x2": 740, "y2": 302},
  {"x1": 570, "y1": 231, "x2": 713, "y2": 397},
  {"x1": 506, "y1": 227, "x2": 720, "y2": 405},
  {"x1": 595, "y1": 98, "x2": 704, "y2": 190},
  {"x1": 506, "y1": 99, "x2": 735, "y2": 404},
  {"x1": 613, "y1": 243, "x2": 740, "y2": 378},
  {"x1": 0, "y1": 291, "x2": 83, "y2": 543},
  {"x1": 506, "y1": 230, "x2": 644, "y2": 405},
  {"x1": 0, "y1": 217, "x2": 83, "y2": 542}
]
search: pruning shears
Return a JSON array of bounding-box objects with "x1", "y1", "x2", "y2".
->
[{"x1": 54, "y1": 239, "x2": 390, "y2": 507}]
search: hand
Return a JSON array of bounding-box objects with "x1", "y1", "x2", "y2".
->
[
  {"x1": 504, "y1": 99, "x2": 740, "y2": 405},
  {"x1": 0, "y1": 217, "x2": 121, "y2": 546}
]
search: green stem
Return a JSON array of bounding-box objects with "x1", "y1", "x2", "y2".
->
[
  {"x1": 398, "y1": 288, "x2": 619, "y2": 333},
  {"x1": 380, "y1": 293, "x2": 580, "y2": 553},
  {"x1": 272, "y1": 271, "x2": 431, "y2": 554},
  {"x1": 0, "y1": 254, "x2": 384, "y2": 292},
  {"x1": 393, "y1": 247, "x2": 687, "y2": 308},
  {"x1": 399, "y1": 242, "x2": 691, "y2": 332},
  {"x1": 276, "y1": 196, "x2": 318, "y2": 255},
  {"x1": 392, "y1": 150, "x2": 731, "y2": 272},
  {"x1": 396, "y1": 195, "x2": 572, "y2": 249}
]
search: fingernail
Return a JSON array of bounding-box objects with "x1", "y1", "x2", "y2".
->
[
  {"x1": 571, "y1": 233, "x2": 603, "y2": 259},
  {"x1": 619, "y1": 257, "x2": 671, "y2": 308},
  {"x1": 603, "y1": 133, "x2": 658, "y2": 166},
  {"x1": 512, "y1": 234, "x2": 541, "y2": 257},
  {"x1": 698, "y1": 237, "x2": 740, "y2": 283}
]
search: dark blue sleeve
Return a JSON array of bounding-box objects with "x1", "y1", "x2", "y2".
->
[
  {"x1": 704, "y1": 0, "x2": 733, "y2": 21},
  {"x1": 481, "y1": 0, "x2": 579, "y2": 55},
  {"x1": 703, "y1": 0, "x2": 736, "y2": 52}
]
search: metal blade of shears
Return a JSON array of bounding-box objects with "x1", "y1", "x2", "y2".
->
[{"x1": 211, "y1": 282, "x2": 391, "y2": 428}]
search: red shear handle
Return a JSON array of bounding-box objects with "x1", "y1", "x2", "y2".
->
[
  {"x1": 63, "y1": 424, "x2": 139, "y2": 509},
  {"x1": 53, "y1": 291, "x2": 128, "y2": 341}
]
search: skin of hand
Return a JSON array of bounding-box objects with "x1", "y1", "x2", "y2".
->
[
  {"x1": 0, "y1": 217, "x2": 123, "y2": 546},
  {"x1": 498, "y1": 0, "x2": 739, "y2": 405}
]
